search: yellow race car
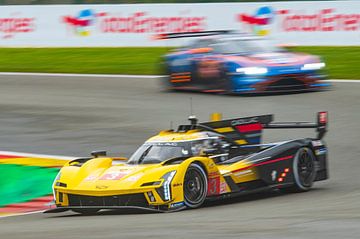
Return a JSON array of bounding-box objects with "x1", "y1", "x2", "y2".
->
[{"x1": 46, "y1": 112, "x2": 328, "y2": 214}]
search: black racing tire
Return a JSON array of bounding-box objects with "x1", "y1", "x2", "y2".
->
[
  {"x1": 183, "y1": 163, "x2": 208, "y2": 208},
  {"x1": 72, "y1": 208, "x2": 100, "y2": 215},
  {"x1": 291, "y1": 147, "x2": 317, "y2": 192},
  {"x1": 220, "y1": 75, "x2": 234, "y2": 95},
  {"x1": 218, "y1": 68, "x2": 234, "y2": 95}
]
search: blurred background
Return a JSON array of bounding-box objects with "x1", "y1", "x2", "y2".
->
[{"x1": 0, "y1": 0, "x2": 338, "y2": 4}]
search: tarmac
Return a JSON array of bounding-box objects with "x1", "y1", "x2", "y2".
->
[{"x1": 0, "y1": 75, "x2": 359, "y2": 239}]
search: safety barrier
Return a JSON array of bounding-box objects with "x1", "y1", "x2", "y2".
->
[{"x1": 0, "y1": 1, "x2": 359, "y2": 46}]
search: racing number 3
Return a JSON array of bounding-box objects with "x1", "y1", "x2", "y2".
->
[{"x1": 207, "y1": 177, "x2": 220, "y2": 195}]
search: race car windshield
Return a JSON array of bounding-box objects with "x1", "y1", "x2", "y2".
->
[
  {"x1": 127, "y1": 143, "x2": 191, "y2": 164},
  {"x1": 211, "y1": 39, "x2": 283, "y2": 55},
  {"x1": 127, "y1": 137, "x2": 230, "y2": 164}
]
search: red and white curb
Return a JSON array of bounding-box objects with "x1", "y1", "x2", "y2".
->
[
  {"x1": 0, "y1": 151, "x2": 75, "y2": 218},
  {"x1": 0, "y1": 150, "x2": 75, "y2": 161},
  {"x1": 0, "y1": 196, "x2": 53, "y2": 218}
]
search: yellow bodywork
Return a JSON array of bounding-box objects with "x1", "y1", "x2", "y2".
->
[{"x1": 54, "y1": 129, "x2": 259, "y2": 210}]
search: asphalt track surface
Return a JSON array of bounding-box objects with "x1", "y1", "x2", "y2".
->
[{"x1": 0, "y1": 75, "x2": 359, "y2": 239}]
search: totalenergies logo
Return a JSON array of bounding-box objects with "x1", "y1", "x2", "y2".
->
[
  {"x1": 238, "y1": 6, "x2": 275, "y2": 36},
  {"x1": 62, "y1": 9, "x2": 106, "y2": 36}
]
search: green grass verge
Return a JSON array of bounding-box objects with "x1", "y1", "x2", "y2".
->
[
  {"x1": 294, "y1": 47, "x2": 360, "y2": 79},
  {"x1": 0, "y1": 48, "x2": 170, "y2": 75},
  {"x1": 0, "y1": 47, "x2": 359, "y2": 79},
  {"x1": 0, "y1": 164, "x2": 59, "y2": 207}
]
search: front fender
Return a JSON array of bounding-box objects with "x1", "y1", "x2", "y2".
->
[{"x1": 170, "y1": 157, "x2": 230, "y2": 203}]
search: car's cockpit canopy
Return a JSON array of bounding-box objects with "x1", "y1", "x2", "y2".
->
[
  {"x1": 186, "y1": 34, "x2": 284, "y2": 55},
  {"x1": 127, "y1": 133, "x2": 233, "y2": 165}
]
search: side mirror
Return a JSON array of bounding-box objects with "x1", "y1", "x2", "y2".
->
[
  {"x1": 189, "y1": 47, "x2": 213, "y2": 54},
  {"x1": 91, "y1": 150, "x2": 107, "y2": 158}
]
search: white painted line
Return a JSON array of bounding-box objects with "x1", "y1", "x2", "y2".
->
[
  {"x1": 326, "y1": 79, "x2": 360, "y2": 83},
  {"x1": 0, "y1": 150, "x2": 76, "y2": 161},
  {"x1": 0, "y1": 72, "x2": 359, "y2": 82},
  {"x1": 0, "y1": 210, "x2": 45, "y2": 219},
  {"x1": 0, "y1": 72, "x2": 166, "y2": 79}
]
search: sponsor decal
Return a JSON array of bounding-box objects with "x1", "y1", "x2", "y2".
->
[
  {"x1": 84, "y1": 175, "x2": 97, "y2": 181},
  {"x1": 0, "y1": 14, "x2": 36, "y2": 39},
  {"x1": 238, "y1": 6, "x2": 360, "y2": 36},
  {"x1": 181, "y1": 149, "x2": 189, "y2": 155},
  {"x1": 278, "y1": 8, "x2": 360, "y2": 32},
  {"x1": 238, "y1": 6, "x2": 275, "y2": 36},
  {"x1": 96, "y1": 185, "x2": 108, "y2": 189},
  {"x1": 312, "y1": 140, "x2": 324, "y2": 147},
  {"x1": 271, "y1": 170, "x2": 277, "y2": 181},
  {"x1": 101, "y1": 12, "x2": 206, "y2": 34},
  {"x1": 145, "y1": 142, "x2": 178, "y2": 146},
  {"x1": 63, "y1": 10, "x2": 206, "y2": 36},
  {"x1": 220, "y1": 181, "x2": 228, "y2": 194},
  {"x1": 100, "y1": 171, "x2": 128, "y2": 180},
  {"x1": 173, "y1": 182, "x2": 183, "y2": 187},
  {"x1": 170, "y1": 201, "x2": 184, "y2": 208},
  {"x1": 126, "y1": 174, "x2": 142, "y2": 182},
  {"x1": 208, "y1": 162, "x2": 215, "y2": 169},
  {"x1": 231, "y1": 117, "x2": 259, "y2": 126},
  {"x1": 62, "y1": 9, "x2": 106, "y2": 36},
  {"x1": 315, "y1": 148, "x2": 327, "y2": 155},
  {"x1": 319, "y1": 112, "x2": 327, "y2": 124},
  {"x1": 118, "y1": 168, "x2": 131, "y2": 172}
]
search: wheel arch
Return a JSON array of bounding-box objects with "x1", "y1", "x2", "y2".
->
[
  {"x1": 192, "y1": 160, "x2": 209, "y2": 177},
  {"x1": 181, "y1": 159, "x2": 210, "y2": 208}
]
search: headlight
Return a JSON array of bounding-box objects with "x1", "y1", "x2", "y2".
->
[
  {"x1": 301, "y1": 62, "x2": 325, "y2": 71},
  {"x1": 52, "y1": 172, "x2": 61, "y2": 201},
  {"x1": 236, "y1": 67, "x2": 268, "y2": 75},
  {"x1": 156, "y1": 170, "x2": 176, "y2": 201}
]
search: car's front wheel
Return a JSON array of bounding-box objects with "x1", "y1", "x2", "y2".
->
[{"x1": 183, "y1": 163, "x2": 208, "y2": 208}]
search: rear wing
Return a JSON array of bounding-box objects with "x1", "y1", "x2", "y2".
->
[
  {"x1": 154, "y1": 30, "x2": 233, "y2": 40},
  {"x1": 263, "y1": 111, "x2": 328, "y2": 140},
  {"x1": 200, "y1": 115, "x2": 272, "y2": 147},
  {"x1": 199, "y1": 111, "x2": 328, "y2": 147}
]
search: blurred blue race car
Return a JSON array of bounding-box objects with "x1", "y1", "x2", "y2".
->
[{"x1": 159, "y1": 31, "x2": 329, "y2": 94}]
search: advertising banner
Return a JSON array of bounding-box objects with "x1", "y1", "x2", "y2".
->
[{"x1": 0, "y1": 1, "x2": 359, "y2": 46}]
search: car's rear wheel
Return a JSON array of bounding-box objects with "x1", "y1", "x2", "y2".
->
[
  {"x1": 72, "y1": 208, "x2": 100, "y2": 215},
  {"x1": 291, "y1": 147, "x2": 317, "y2": 192},
  {"x1": 183, "y1": 163, "x2": 208, "y2": 208},
  {"x1": 218, "y1": 74, "x2": 232, "y2": 94}
]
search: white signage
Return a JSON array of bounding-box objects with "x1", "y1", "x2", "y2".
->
[{"x1": 0, "y1": 1, "x2": 359, "y2": 47}]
